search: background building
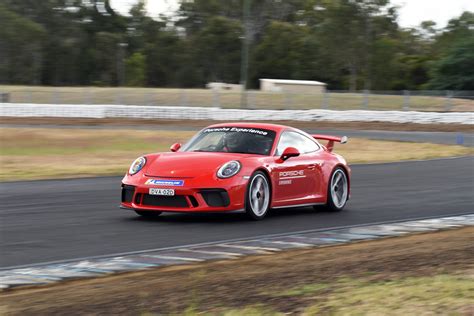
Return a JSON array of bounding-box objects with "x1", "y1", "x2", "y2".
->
[{"x1": 260, "y1": 79, "x2": 327, "y2": 94}]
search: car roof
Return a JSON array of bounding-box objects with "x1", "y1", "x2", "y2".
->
[{"x1": 207, "y1": 122, "x2": 294, "y2": 133}]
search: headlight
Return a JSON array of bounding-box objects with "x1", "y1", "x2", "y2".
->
[
  {"x1": 129, "y1": 157, "x2": 146, "y2": 175},
  {"x1": 217, "y1": 160, "x2": 241, "y2": 179}
]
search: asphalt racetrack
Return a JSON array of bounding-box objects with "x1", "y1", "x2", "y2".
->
[{"x1": 1, "y1": 156, "x2": 473, "y2": 268}]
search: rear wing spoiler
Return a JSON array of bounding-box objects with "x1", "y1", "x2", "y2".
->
[{"x1": 312, "y1": 134, "x2": 348, "y2": 152}]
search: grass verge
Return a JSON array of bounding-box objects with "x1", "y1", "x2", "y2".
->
[
  {"x1": 0, "y1": 128, "x2": 194, "y2": 181},
  {"x1": 1, "y1": 227, "x2": 473, "y2": 315},
  {"x1": 282, "y1": 275, "x2": 473, "y2": 315},
  {"x1": 1, "y1": 85, "x2": 473, "y2": 111},
  {"x1": 1, "y1": 127, "x2": 472, "y2": 181}
]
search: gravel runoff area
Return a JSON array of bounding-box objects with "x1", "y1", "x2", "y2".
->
[{"x1": 1, "y1": 227, "x2": 472, "y2": 315}]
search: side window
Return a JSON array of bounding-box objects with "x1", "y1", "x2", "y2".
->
[
  {"x1": 300, "y1": 134, "x2": 320, "y2": 153},
  {"x1": 276, "y1": 132, "x2": 295, "y2": 156},
  {"x1": 276, "y1": 131, "x2": 319, "y2": 155}
]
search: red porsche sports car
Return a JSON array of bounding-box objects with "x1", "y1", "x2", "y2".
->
[{"x1": 121, "y1": 123, "x2": 350, "y2": 220}]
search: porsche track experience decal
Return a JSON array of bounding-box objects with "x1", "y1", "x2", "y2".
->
[
  {"x1": 145, "y1": 179, "x2": 184, "y2": 186},
  {"x1": 203, "y1": 127, "x2": 269, "y2": 136}
]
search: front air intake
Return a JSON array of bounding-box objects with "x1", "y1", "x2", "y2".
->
[
  {"x1": 142, "y1": 194, "x2": 189, "y2": 208},
  {"x1": 121, "y1": 185, "x2": 135, "y2": 203},
  {"x1": 200, "y1": 189, "x2": 230, "y2": 207}
]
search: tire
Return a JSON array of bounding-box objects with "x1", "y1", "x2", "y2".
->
[
  {"x1": 135, "y1": 210, "x2": 162, "y2": 218},
  {"x1": 324, "y1": 167, "x2": 349, "y2": 212},
  {"x1": 245, "y1": 171, "x2": 271, "y2": 220}
]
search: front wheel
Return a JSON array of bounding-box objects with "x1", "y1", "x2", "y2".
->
[
  {"x1": 325, "y1": 168, "x2": 349, "y2": 212},
  {"x1": 245, "y1": 171, "x2": 271, "y2": 220}
]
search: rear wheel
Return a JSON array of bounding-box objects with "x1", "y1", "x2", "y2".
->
[
  {"x1": 245, "y1": 171, "x2": 271, "y2": 220},
  {"x1": 325, "y1": 167, "x2": 349, "y2": 212},
  {"x1": 135, "y1": 210, "x2": 162, "y2": 218}
]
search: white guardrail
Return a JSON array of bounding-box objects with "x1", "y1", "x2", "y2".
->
[{"x1": 1, "y1": 103, "x2": 473, "y2": 125}]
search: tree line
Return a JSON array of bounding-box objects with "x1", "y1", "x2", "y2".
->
[{"x1": 0, "y1": 0, "x2": 472, "y2": 90}]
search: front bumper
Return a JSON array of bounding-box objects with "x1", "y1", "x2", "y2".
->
[{"x1": 120, "y1": 174, "x2": 248, "y2": 213}]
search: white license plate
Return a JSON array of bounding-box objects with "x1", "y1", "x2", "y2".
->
[{"x1": 149, "y1": 188, "x2": 175, "y2": 196}]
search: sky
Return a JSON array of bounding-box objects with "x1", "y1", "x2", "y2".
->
[
  {"x1": 110, "y1": 0, "x2": 474, "y2": 28},
  {"x1": 110, "y1": 0, "x2": 179, "y2": 18}
]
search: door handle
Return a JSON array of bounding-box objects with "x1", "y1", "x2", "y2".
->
[{"x1": 308, "y1": 162, "x2": 324, "y2": 169}]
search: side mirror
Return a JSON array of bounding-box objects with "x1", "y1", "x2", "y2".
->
[
  {"x1": 170, "y1": 143, "x2": 181, "y2": 152},
  {"x1": 279, "y1": 147, "x2": 300, "y2": 161}
]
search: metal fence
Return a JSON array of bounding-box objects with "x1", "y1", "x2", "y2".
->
[{"x1": 0, "y1": 88, "x2": 473, "y2": 112}]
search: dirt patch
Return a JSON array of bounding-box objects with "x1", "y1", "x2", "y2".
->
[
  {"x1": 1, "y1": 227, "x2": 473, "y2": 315},
  {"x1": 2, "y1": 117, "x2": 474, "y2": 132}
]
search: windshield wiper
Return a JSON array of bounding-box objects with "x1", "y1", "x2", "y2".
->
[{"x1": 227, "y1": 151, "x2": 251, "y2": 154}]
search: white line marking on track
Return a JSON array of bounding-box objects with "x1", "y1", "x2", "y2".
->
[
  {"x1": 145, "y1": 255, "x2": 204, "y2": 262},
  {"x1": 178, "y1": 249, "x2": 242, "y2": 257},
  {"x1": 288, "y1": 235, "x2": 347, "y2": 242},
  {"x1": 269, "y1": 241, "x2": 313, "y2": 247},
  {"x1": 220, "y1": 244, "x2": 279, "y2": 252}
]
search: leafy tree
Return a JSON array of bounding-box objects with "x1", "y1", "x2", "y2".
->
[
  {"x1": 252, "y1": 21, "x2": 318, "y2": 84},
  {"x1": 143, "y1": 30, "x2": 184, "y2": 86},
  {"x1": 425, "y1": 11, "x2": 474, "y2": 90},
  {"x1": 125, "y1": 52, "x2": 146, "y2": 86},
  {"x1": 0, "y1": 4, "x2": 45, "y2": 84},
  {"x1": 428, "y1": 38, "x2": 474, "y2": 90},
  {"x1": 0, "y1": 0, "x2": 472, "y2": 90},
  {"x1": 369, "y1": 37, "x2": 400, "y2": 90},
  {"x1": 391, "y1": 55, "x2": 430, "y2": 90},
  {"x1": 434, "y1": 11, "x2": 474, "y2": 54},
  {"x1": 193, "y1": 16, "x2": 242, "y2": 83}
]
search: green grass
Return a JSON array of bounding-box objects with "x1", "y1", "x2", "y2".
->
[
  {"x1": 162, "y1": 274, "x2": 474, "y2": 315},
  {"x1": 1, "y1": 85, "x2": 473, "y2": 111},
  {"x1": 181, "y1": 306, "x2": 283, "y2": 316},
  {"x1": 302, "y1": 274, "x2": 474, "y2": 315},
  {"x1": 272, "y1": 283, "x2": 330, "y2": 297}
]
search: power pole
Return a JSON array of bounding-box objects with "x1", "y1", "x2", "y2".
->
[
  {"x1": 117, "y1": 42, "x2": 128, "y2": 86},
  {"x1": 240, "y1": 0, "x2": 251, "y2": 109}
]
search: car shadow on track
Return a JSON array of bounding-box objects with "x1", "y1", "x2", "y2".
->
[{"x1": 123, "y1": 206, "x2": 340, "y2": 224}]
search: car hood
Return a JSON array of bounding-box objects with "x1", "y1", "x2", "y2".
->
[{"x1": 144, "y1": 152, "x2": 250, "y2": 178}]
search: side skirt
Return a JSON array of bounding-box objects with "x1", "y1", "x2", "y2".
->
[{"x1": 271, "y1": 202, "x2": 325, "y2": 210}]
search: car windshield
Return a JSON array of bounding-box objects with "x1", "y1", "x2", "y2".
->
[{"x1": 181, "y1": 127, "x2": 276, "y2": 155}]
